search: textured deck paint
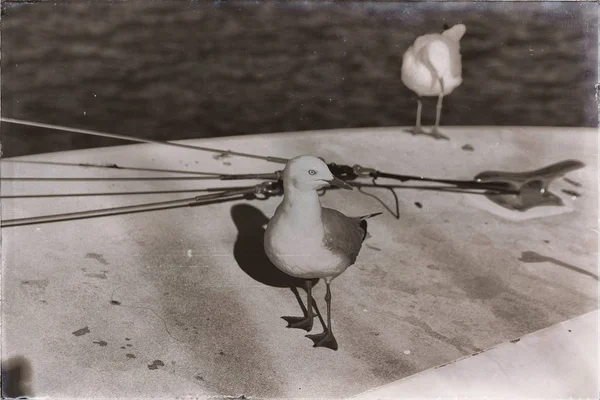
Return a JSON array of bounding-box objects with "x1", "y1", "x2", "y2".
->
[{"x1": 1, "y1": 127, "x2": 597, "y2": 398}]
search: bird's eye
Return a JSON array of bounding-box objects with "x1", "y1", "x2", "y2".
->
[{"x1": 308, "y1": 169, "x2": 317, "y2": 175}]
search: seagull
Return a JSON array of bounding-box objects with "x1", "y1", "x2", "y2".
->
[
  {"x1": 401, "y1": 23, "x2": 467, "y2": 140},
  {"x1": 264, "y1": 155, "x2": 381, "y2": 350}
]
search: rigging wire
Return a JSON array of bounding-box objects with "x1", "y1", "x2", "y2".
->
[
  {"x1": 0, "y1": 159, "x2": 228, "y2": 176},
  {"x1": 1, "y1": 195, "x2": 249, "y2": 228},
  {"x1": 1, "y1": 181, "x2": 283, "y2": 227},
  {"x1": 0, "y1": 117, "x2": 289, "y2": 164},
  {"x1": 0, "y1": 187, "x2": 250, "y2": 199},
  {"x1": 1, "y1": 176, "x2": 236, "y2": 182},
  {"x1": 355, "y1": 179, "x2": 401, "y2": 219},
  {"x1": 2, "y1": 118, "x2": 583, "y2": 197},
  {"x1": 1, "y1": 182, "x2": 282, "y2": 227}
]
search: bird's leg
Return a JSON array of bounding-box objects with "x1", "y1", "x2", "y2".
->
[
  {"x1": 415, "y1": 97, "x2": 424, "y2": 133},
  {"x1": 282, "y1": 280, "x2": 314, "y2": 331},
  {"x1": 405, "y1": 98, "x2": 426, "y2": 136},
  {"x1": 430, "y1": 79, "x2": 449, "y2": 140},
  {"x1": 306, "y1": 280, "x2": 339, "y2": 350},
  {"x1": 311, "y1": 295, "x2": 327, "y2": 330}
]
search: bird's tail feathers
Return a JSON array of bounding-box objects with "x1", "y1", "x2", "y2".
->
[
  {"x1": 359, "y1": 212, "x2": 383, "y2": 220},
  {"x1": 357, "y1": 212, "x2": 382, "y2": 241}
]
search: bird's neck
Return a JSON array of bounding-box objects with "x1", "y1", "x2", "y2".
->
[{"x1": 281, "y1": 186, "x2": 323, "y2": 225}]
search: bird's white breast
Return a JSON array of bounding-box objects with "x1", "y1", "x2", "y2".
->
[{"x1": 264, "y1": 205, "x2": 346, "y2": 279}]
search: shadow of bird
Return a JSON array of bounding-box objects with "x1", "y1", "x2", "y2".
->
[{"x1": 1, "y1": 356, "x2": 33, "y2": 398}]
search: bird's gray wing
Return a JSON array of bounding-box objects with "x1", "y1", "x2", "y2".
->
[{"x1": 321, "y1": 208, "x2": 368, "y2": 264}]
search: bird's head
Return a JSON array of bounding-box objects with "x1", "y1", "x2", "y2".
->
[
  {"x1": 283, "y1": 155, "x2": 353, "y2": 192},
  {"x1": 442, "y1": 23, "x2": 466, "y2": 42}
]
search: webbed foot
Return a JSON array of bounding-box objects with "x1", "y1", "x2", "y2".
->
[
  {"x1": 429, "y1": 127, "x2": 449, "y2": 140},
  {"x1": 404, "y1": 126, "x2": 428, "y2": 136},
  {"x1": 282, "y1": 316, "x2": 313, "y2": 332},
  {"x1": 306, "y1": 329, "x2": 338, "y2": 351}
]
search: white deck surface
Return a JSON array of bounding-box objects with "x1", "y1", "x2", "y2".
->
[
  {"x1": 352, "y1": 309, "x2": 599, "y2": 399},
  {"x1": 1, "y1": 126, "x2": 598, "y2": 398}
]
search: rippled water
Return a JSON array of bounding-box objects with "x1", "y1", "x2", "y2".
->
[{"x1": 1, "y1": 1, "x2": 597, "y2": 157}]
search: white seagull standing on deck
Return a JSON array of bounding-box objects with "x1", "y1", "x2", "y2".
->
[
  {"x1": 401, "y1": 23, "x2": 466, "y2": 139},
  {"x1": 264, "y1": 156, "x2": 381, "y2": 350}
]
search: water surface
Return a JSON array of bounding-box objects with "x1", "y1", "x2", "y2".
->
[{"x1": 1, "y1": 2, "x2": 597, "y2": 157}]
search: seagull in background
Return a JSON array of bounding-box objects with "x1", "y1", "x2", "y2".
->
[
  {"x1": 401, "y1": 23, "x2": 467, "y2": 140},
  {"x1": 264, "y1": 156, "x2": 381, "y2": 350}
]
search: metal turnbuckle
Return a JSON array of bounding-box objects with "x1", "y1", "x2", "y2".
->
[
  {"x1": 255, "y1": 181, "x2": 283, "y2": 198},
  {"x1": 352, "y1": 164, "x2": 378, "y2": 178}
]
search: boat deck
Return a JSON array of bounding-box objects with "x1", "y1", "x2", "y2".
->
[{"x1": 1, "y1": 126, "x2": 597, "y2": 398}]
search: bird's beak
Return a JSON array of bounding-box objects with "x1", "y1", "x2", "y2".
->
[{"x1": 327, "y1": 176, "x2": 353, "y2": 190}]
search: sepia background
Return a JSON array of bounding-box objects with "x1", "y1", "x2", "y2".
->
[
  {"x1": 1, "y1": 3, "x2": 598, "y2": 398},
  {"x1": 1, "y1": 1, "x2": 597, "y2": 157}
]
